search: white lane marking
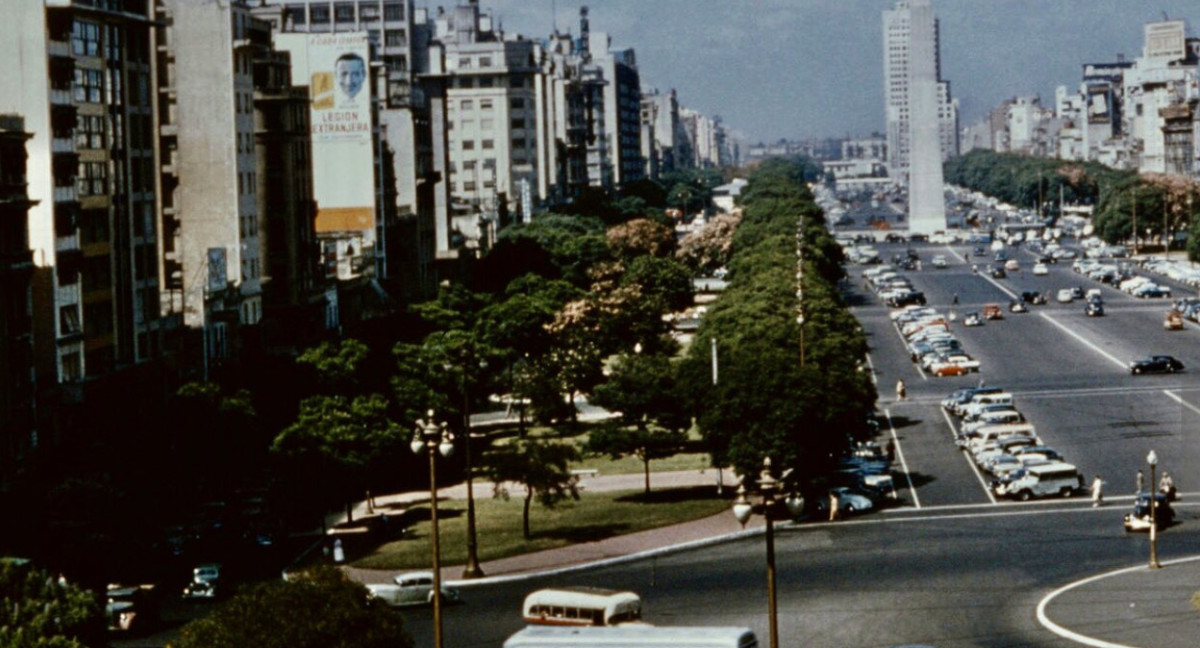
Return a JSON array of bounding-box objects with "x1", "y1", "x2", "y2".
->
[
  {"x1": 1037, "y1": 312, "x2": 1128, "y2": 370},
  {"x1": 1036, "y1": 555, "x2": 1200, "y2": 648},
  {"x1": 1161, "y1": 389, "x2": 1200, "y2": 417},
  {"x1": 865, "y1": 352, "x2": 878, "y2": 386},
  {"x1": 892, "y1": 323, "x2": 929, "y2": 381},
  {"x1": 884, "y1": 407, "x2": 920, "y2": 510},
  {"x1": 980, "y1": 270, "x2": 1019, "y2": 300},
  {"x1": 941, "y1": 407, "x2": 998, "y2": 504}
]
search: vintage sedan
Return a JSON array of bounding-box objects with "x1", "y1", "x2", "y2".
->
[
  {"x1": 982, "y1": 304, "x2": 1003, "y2": 320},
  {"x1": 366, "y1": 571, "x2": 462, "y2": 607},
  {"x1": 1124, "y1": 493, "x2": 1174, "y2": 532},
  {"x1": 1129, "y1": 355, "x2": 1185, "y2": 375}
]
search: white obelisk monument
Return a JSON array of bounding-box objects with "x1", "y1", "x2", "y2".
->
[{"x1": 907, "y1": 0, "x2": 946, "y2": 234}]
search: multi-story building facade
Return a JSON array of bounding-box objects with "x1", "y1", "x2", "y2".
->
[
  {"x1": 2, "y1": 0, "x2": 168, "y2": 389},
  {"x1": 0, "y1": 115, "x2": 37, "y2": 484},
  {"x1": 157, "y1": 0, "x2": 265, "y2": 343},
  {"x1": 534, "y1": 26, "x2": 599, "y2": 210},
  {"x1": 640, "y1": 88, "x2": 681, "y2": 178},
  {"x1": 882, "y1": 0, "x2": 958, "y2": 179},
  {"x1": 589, "y1": 32, "x2": 643, "y2": 189}
]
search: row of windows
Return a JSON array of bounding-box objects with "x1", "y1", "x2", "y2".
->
[
  {"x1": 288, "y1": 1, "x2": 405, "y2": 25},
  {"x1": 237, "y1": 171, "x2": 257, "y2": 196},
  {"x1": 449, "y1": 76, "x2": 530, "y2": 90}
]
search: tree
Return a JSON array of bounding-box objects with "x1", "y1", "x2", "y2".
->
[
  {"x1": 271, "y1": 394, "x2": 406, "y2": 521},
  {"x1": 607, "y1": 218, "x2": 676, "y2": 259},
  {"x1": 485, "y1": 438, "x2": 580, "y2": 539},
  {"x1": 173, "y1": 566, "x2": 412, "y2": 648},
  {"x1": 297, "y1": 339, "x2": 370, "y2": 395},
  {"x1": 677, "y1": 211, "x2": 741, "y2": 273},
  {"x1": 588, "y1": 352, "x2": 689, "y2": 494},
  {"x1": 0, "y1": 558, "x2": 99, "y2": 648}
]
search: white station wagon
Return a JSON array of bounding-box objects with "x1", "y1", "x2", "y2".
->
[{"x1": 366, "y1": 571, "x2": 461, "y2": 607}]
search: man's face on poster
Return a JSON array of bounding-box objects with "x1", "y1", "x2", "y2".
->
[{"x1": 336, "y1": 55, "x2": 366, "y2": 99}]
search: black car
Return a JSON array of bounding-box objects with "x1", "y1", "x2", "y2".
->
[
  {"x1": 1020, "y1": 291, "x2": 1047, "y2": 305},
  {"x1": 1085, "y1": 301, "x2": 1104, "y2": 317},
  {"x1": 888, "y1": 290, "x2": 926, "y2": 308},
  {"x1": 1124, "y1": 492, "x2": 1174, "y2": 532},
  {"x1": 1129, "y1": 355, "x2": 1185, "y2": 375},
  {"x1": 990, "y1": 266, "x2": 1006, "y2": 278}
]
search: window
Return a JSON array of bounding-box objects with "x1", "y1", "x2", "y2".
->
[
  {"x1": 479, "y1": 76, "x2": 493, "y2": 87},
  {"x1": 480, "y1": 118, "x2": 494, "y2": 130},
  {"x1": 480, "y1": 99, "x2": 493, "y2": 110},
  {"x1": 462, "y1": 140, "x2": 475, "y2": 150},
  {"x1": 511, "y1": 137, "x2": 524, "y2": 149},
  {"x1": 284, "y1": 5, "x2": 306, "y2": 25},
  {"x1": 72, "y1": 21, "x2": 100, "y2": 57},
  {"x1": 84, "y1": 301, "x2": 113, "y2": 338},
  {"x1": 511, "y1": 97, "x2": 525, "y2": 109},
  {"x1": 463, "y1": 160, "x2": 477, "y2": 170},
  {"x1": 463, "y1": 181, "x2": 477, "y2": 191},
  {"x1": 482, "y1": 139, "x2": 494, "y2": 150},
  {"x1": 359, "y1": 3, "x2": 380, "y2": 20},
  {"x1": 479, "y1": 56, "x2": 492, "y2": 67},
  {"x1": 335, "y1": 3, "x2": 355, "y2": 23},
  {"x1": 384, "y1": 29, "x2": 406, "y2": 47},
  {"x1": 80, "y1": 209, "x2": 109, "y2": 244},
  {"x1": 461, "y1": 99, "x2": 474, "y2": 110},
  {"x1": 74, "y1": 69, "x2": 103, "y2": 104},
  {"x1": 75, "y1": 115, "x2": 104, "y2": 149},
  {"x1": 510, "y1": 76, "x2": 524, "y2": 88},
  {"x1": 383, "y1": 2, "x2": 405, "y2": 21},
  {"x1": 59, "y1": 305, "x2": 82, "y2": 336},
  {"x1": 311, "y1": 6, "x2": 330, "y2": 23},
  {"x1": 461, "y1": 119, "x2": 474, "y2": 130},
  {"x1": 458, "y1": 57, "x2": 472, "y2": 69},
  {"x1": 77, "y1": 162, "x2": 107, "y2": 196},
  {"x1": 82, "y1": 255, "x2": 111, "y2": 291},
  {"x1": 511, "y1": 117, "x2": 525, "y2": 129}
]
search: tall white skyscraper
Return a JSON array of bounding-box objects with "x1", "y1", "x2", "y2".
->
[
  {"x1": 902, "y1": 0, "x2": 946, "y2": 233},
  {"x1": 883, "y1": 0, "x2": 958, "y2": 180}
]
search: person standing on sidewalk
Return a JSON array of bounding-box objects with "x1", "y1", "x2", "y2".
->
[
  {"x1": 895, "y1": 379, "x2": 907, "y2": 402},
  {"x1": 1092, "y1": 475, "x2": 1104, "y2": 507},
  {"x1": 1136, "y1": 469, "x2": 1144, "y2": 494}
]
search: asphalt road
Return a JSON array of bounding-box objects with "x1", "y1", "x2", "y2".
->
[{"x1": 403, "y1": 235, "x2": 1200, "y2": 648}]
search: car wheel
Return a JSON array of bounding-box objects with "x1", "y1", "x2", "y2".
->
[
  {"x1": 1060, "y1": 487, "x2": 1073, "y2": 498},
  {"x1": 845, "y1": 504, "x2": 856, "y2": 513},
  {"x1": 1167, "y1": 365, "x2": 1175, "y2": 373},
  {"x1": 1133, "y1": 367, "x2": 1142, "y2": 375},
  {"x1": 1017, "y1": 490, "x2": 1033, "y2": 502}
]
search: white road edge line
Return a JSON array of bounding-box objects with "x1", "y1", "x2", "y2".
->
[
  {"x1": 1161, "y1": 389, "x2": 1200, "y2": 416},
  {"x1": 892, "y1": 322, "x2": 929, "y2": 381},
  {"x1": 1035, "y1": 555, "x2": 1200, "y2": 648},
  {"x1": 1037, "y1": 311, "x2": 1128, "y2": 370},
  {"x1": 884, "y1": 407, "x2": 920, "y2": 510},
  {"x1": 941, "y1": 407, "x2": 997, "y2": 504},
  {"x1": 865, "y1": 352, "x2": 878, "y2": 386}
]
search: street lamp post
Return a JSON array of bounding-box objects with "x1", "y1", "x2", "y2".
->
[
  {"x1": 411, "y1": 412, "x2": 455, "y2": 648},
  {"x1": 1147, "y1": 450, "x2": 1161, "y2": 569},
  {"x1": 456, "y1": 360, "x2": 486, "y2": 579},
  {"x1": 732, "y1": 458, "x2": 804, "y2": 648}
]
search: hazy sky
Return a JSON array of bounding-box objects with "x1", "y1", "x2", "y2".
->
[{"x1": 481, "y1": 0, "x2": 1200, "y2": 142}]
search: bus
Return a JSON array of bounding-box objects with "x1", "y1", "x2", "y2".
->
[
  {"x1": 522, "y1": 587, "x2": 643, "y2": 627},
  {"x1": 503, "y1": 626, "x2": 758, "y2": 648}
]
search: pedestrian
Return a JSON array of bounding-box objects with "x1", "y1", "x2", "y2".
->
[
  {"x1": 1091, "y1": 475, "x2": 1104, "y2": 507},
  {"x1": 829, "y1": 491, "x2": 840, "y2": 522},
  {"x1": 952, "y1": 293, "x2": 959, "y2": 306},
  {"x1": 895, "y1": 379, "x2": 907, "y2": 402},
  {"x1": 1136, "y1": 469, "x2": 1144, "y2": 495},
  {"x1": 1160, "y1": 471, "x2": 1175, "y2": 501},
  {"x1": 886, "y1": 438, "x2": 896, "y2": 462},
  {"x1": 332, "y1": 538, "x2": 345, "y2": 563},
  {"x1": 964, "y1": 251, "x2": 970, "y2": 263}
]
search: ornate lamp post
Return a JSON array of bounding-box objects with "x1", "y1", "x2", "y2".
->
[
  {"x1": 1147, "y1": 449, "x2": 1161, "y2": 569},
  {"x1": 411, "y1": 412, "x2": 454, "y2": 648},
  {"x1": 447, "y1": 358, "x2": 487, "y2": 580},
  {"x1": 732, "y1": 458, "x2": 804, "y2": 648}
]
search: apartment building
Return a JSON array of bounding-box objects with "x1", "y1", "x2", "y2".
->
[
  {"x1": 882, "y1": 0, "x2": 958, "y2": 179},
  {"x1": 588, "y1": 31, "x2": 644, "y2": 188},
  {"x1": 641, "y1": 87, "x2": 681, "y2": 178},
  {"x1": 0, "y1": 115, "x2": 37, "y2": 484}
]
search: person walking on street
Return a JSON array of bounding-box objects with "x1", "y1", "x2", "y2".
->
[
  {"x1": 1136, "y1": 469, "x2": 1144, "y2": 494},
  {"x1": 1160, "y1": 471, "x2": 1175, "y2": 501},
  {"x1": 829, "y1": 491, "x2": 840, "y2": 522},
  {"x1": 952, "y1": 293, "x2": 959, "y2": 306},
  {"x1": 1092, "y1": 475, "x2": 1104, "y2": 507},
  {"x1": 886, "y1": 438, "x2": 896, "y2": 463},
  {"x1": 895, "y1": 379, "x2": 907, "y2": 402}
]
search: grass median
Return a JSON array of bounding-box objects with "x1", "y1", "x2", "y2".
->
[{"x1": 350, "y1": 485, "x2": 732, "y2": 572}]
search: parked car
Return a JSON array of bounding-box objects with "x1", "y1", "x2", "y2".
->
[
  {"x1": 366, "y1": 571, "x2": 462, "y2": 607},
  {"x1": 1164, "y1": 310, "x2": 1184, "y2": 330},
  {"x1": 982, "y1": 304, "x2": 1003, "y2": 320},
  {"x1": 1004, "y1": 259, "x2": 1020, "y2": 271},
  {"x1": 1129, "y1": 355, "x2": 1185, "y2": 375},
  {"x1": 1020, "y1": 291, "x2": 1047, "y2": 305},
  {"x1": 931, "y1": 255, "x2": 948, "y2": 268},
  {"x1": 990, "y1": 266, "x2": 1007, "y2": 278},
  {"x1": 1056, "y1": 288, "x2": 1074, "y2": 303},
  {"x1": 962, "y1": 312, "x2": 983, "y2": 327},
  {"x1": 812, "y1": 486, "x2": 875, "y2": 516},
  {"x1": 182, "y1": 564, "x2": 222, "y2": 600},
  {"x1": 1123, "y1": 492, "x2": 1174, "y2": 532},
  {"x1": 1032, "y1": 263, "x2": 1048, "y2": 276}
]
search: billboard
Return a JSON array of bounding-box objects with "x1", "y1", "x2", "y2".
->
[
  {"x1": 1086, "y1": 86, "x2": 1111, "y2": 124},
  {"x1": 284, "y1": 33, "x2": 376, "y2": 237}
]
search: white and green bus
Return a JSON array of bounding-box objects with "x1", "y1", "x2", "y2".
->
[
  {"x1": 522, "y1": 587, "x2": 643, "y2": 627},
  {"x1": 504, "y1": 626, "x2": 758, "y2": 648}
]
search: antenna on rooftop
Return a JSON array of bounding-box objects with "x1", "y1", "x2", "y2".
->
[{"x1": 552, "y1": 0, "x2": 558, "y2": 34}]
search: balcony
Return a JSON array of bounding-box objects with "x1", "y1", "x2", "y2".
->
[
  {"x1": 47, "y1": 39, "x2": 71, "y2": 59},
  {"x1": 53, "y1": 186, "x2": 77, "y2": 203},
  {"x1": 50, "y1": 88, "x2": 73, "y2": 106},
  {"x1": 160, "y1": 123, "x2": 177, "y2": 137},
  {"x1": 56, "y1": 231, "x2": 80, "y2": 253},
  {"x1": 52, "y1": 137, "x2": 76, "y2": 154}
]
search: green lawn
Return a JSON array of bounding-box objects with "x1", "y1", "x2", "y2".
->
[
  {"x1": 350, "y1": 486, "x2": 732, "y2": 571},
  {"x1": 492, "y1": 423, "x2": 714, "y2": 477}
]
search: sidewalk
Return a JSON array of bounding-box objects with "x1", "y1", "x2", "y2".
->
[{"x1": 335, "y1": 468, "x2": 748, "y2": 587}]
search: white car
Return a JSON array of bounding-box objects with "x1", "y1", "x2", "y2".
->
[
  {"x1": 1032, "y1": 263, "x2": 1048, "y2": 276},
  {"x1": 1056, "y1": 288, "x2": 1074, "y2": 303},
  {"x1": 931, "y1": 255, "x2": 948, "y2": 268},
  {"x1": 366, "y1": 571, "x2": 462, "y2": 607}
]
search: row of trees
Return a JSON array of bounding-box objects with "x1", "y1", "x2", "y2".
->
[
  {"x1": 945, "y1": 149, "x2": 1200, "y2": 259},
  {"x1": 677, "y1": 158, "x2": 878, "y2": 486}
]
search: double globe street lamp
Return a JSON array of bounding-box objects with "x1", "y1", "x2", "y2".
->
[
  {"x1": 733, "y1": 458, "x2": 804, "y2": 648},
  {"x1": 1147, "y1": 449, "x2": 1160, "y2": 569},
  {"x1": 411, "y1": 412, "x2": 454, "y2": 648}
]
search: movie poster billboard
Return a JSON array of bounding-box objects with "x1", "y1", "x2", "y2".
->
[{"x1": 305, "y1": 33, "x2": 375, "y2": 236}]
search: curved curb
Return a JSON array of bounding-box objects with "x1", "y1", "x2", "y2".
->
[
  {"x1": 1036, "y1": 554, "x2": 1200, "y2": 648},
  {"x1": 444, "y1": 525, "x2": 772, "y2": 588}
]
